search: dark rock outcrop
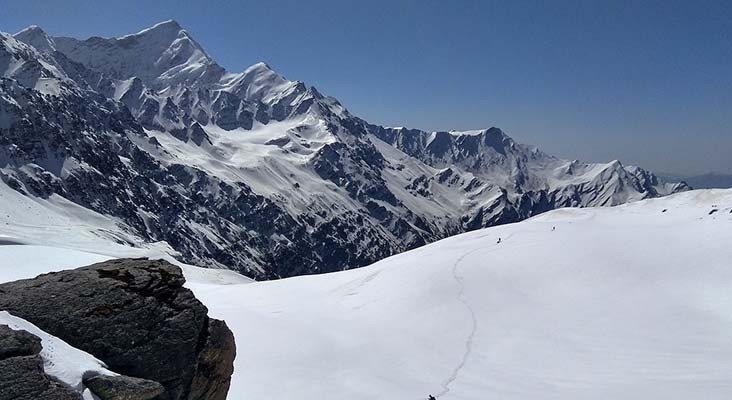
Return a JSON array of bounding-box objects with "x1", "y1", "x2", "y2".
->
[
  {"x1": 0, "y1": 259, "x2": 235, "y2": 400},
  {"x1": 0, "y1": 324, "x2": 42, "y2": 359},
  {"x1": 0, "y1": 325, "x2": 82, "y2": 400},
  {"x1": 188, "y1": 319, "x2": 236, "y2": 400},
  {"x1": 82, "y1": 372, "x2": 165, "y2": 400}
]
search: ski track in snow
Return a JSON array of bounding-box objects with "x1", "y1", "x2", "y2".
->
[
  {"x1": 436, "y1": 248, "x2": 480, "y2": 398},
  {"x1": 437, "y1": 232, "x2": 514, "y2": 398}
]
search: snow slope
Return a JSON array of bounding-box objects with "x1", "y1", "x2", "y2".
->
[
  {"x1": 2, "y1": 188, "x2": 730, "y2": 399},
  {"x1": 186, "y1": 189, "x2": 732, "y2": 400},
  {"x1": 0, "y1": 179, "x2": 250, "y2": 285}
]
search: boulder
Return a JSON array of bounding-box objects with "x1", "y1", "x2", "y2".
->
[
  {"x1": 0, "y1": 258, "x2": 235, "y2": 400},
  {"x1": 0, "y1": 324, "x2": 42, "y2": 359},
  {"x1": 0, "y1": 325, "x2": 81, "y2": 400},
  {"x1": 82, "y1": 372, "x2": 164, "y2": 400}
]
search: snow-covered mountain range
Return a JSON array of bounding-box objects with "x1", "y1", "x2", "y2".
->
[{"x1": 0, "y1": 20, "x2": 688, "y2": 278}]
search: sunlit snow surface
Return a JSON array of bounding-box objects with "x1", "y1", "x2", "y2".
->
[{"x1": 1, "y1": 187, "x2": 731, "y2": 399}]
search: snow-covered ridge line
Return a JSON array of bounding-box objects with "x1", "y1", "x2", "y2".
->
[{"x1": 0, "y1": 20, "x2": 688, "y2": 278}]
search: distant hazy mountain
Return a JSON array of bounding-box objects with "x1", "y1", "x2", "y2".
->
[
  {"x1": 0, "y1": 20, "x2": 688, "y2": 279},
  {"x1": 658, "y1": 172, "x2": 732, "y2": 189}
]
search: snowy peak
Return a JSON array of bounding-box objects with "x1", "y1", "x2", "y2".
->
[
  {"x1": 0, "y1": 32, "x2": 67, "y2": 93},
  {"x1": 13, "y1": 25, "x2": 56, "y2": 53},
  {"x1": 220, "y1": 62, "x2": 297, "y2": 103},
  {"x1": 52, "y1": 19, "x2": 221, "y2": 88},
  {"x1": 34, "y1": 20, "x2": 335, "y2": 127},
  {"x1": 129, "y1": 19, "x2": 184, "y2": 38},
  {"x1": 8, "y1": 21, "x2": 341, "y2": 126}
]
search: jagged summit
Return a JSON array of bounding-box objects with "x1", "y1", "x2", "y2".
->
[
  {"x1": 249, "y1": 61, "x2": 274, "y2": 70},
  {"x1": 14, "y1": 24, "x2": 45, "y2": 36},
  {"x1": 13, "y1": 25, "x2": 57, "y2": 55},
  {"x1": 1, "y1": 30, "x2": 68, "y2": 93},
  {"x1": 219, "y1": 60, "x2": 303, "y2": 104},
  {"x1": 125, "y1": 19, "x2": 183, "y2": 37},
  {"x1": 51, "y1": 19, "x2": 217, "y2": 87},
  {"x1": 40, "y1": 20, "x2": 319, "y2": 120}
]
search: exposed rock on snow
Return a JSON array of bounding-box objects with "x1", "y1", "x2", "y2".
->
[
  {"x1": 0, "y1": 259, "x2": 236, "y2": 400},
  {"x1": 0, "y1": 311, "x2": 112, "y2": 396},
  {"x1": 82, "y1": 372, "x2": 164, "y2": 400},
  {"x1": 0, "y1": 324, "x2": 82, "y2": 400},
  {"x1": 0, "y1": 324, "x2": 42, "y2": 358},
  {"x1": 188, "y1": 319, "x2": 236, "y2": 400}
]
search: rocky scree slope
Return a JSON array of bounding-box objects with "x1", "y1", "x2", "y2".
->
[{"x1": 0, "y1": 21, "x2": 688, "y2": 278}]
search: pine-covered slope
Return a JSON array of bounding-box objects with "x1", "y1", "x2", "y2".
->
[{"x1": 0, "y1": 21, "x2": 688, "y2": 278}]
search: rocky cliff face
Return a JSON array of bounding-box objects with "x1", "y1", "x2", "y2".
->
[
  {"x1": 0, "y1": 259, "x2": 236, "y2": 400},
  {"x1": 0, "y1": 22, "x2": 688, "y2": 278}
]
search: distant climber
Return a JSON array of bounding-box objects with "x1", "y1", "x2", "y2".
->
[
  {"x1": 552, "y1": 226, "x2": 556, "y2": 231},
  {"x1": 428, "y1": 396, "x2": 437, "y2": 400},
  {"x1": 496, "y1": 237, "x2": 501, "y2": 244}
]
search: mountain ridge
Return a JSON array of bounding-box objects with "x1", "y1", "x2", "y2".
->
[
  {"x1": 658, "y1": 172, "x2": 732, "y2": 189},
  {"x1": 0, "y1": 20, "x2": 688, "y2": 278}
]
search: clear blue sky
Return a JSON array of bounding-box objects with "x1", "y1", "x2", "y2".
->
[{"x1": 2, "y1": 0, "x2": 731, "y2": 175}]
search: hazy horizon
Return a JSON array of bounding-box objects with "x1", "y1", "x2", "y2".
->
[{"x1": 2, "y1": 0, "x2": 730, "y2": 175}]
